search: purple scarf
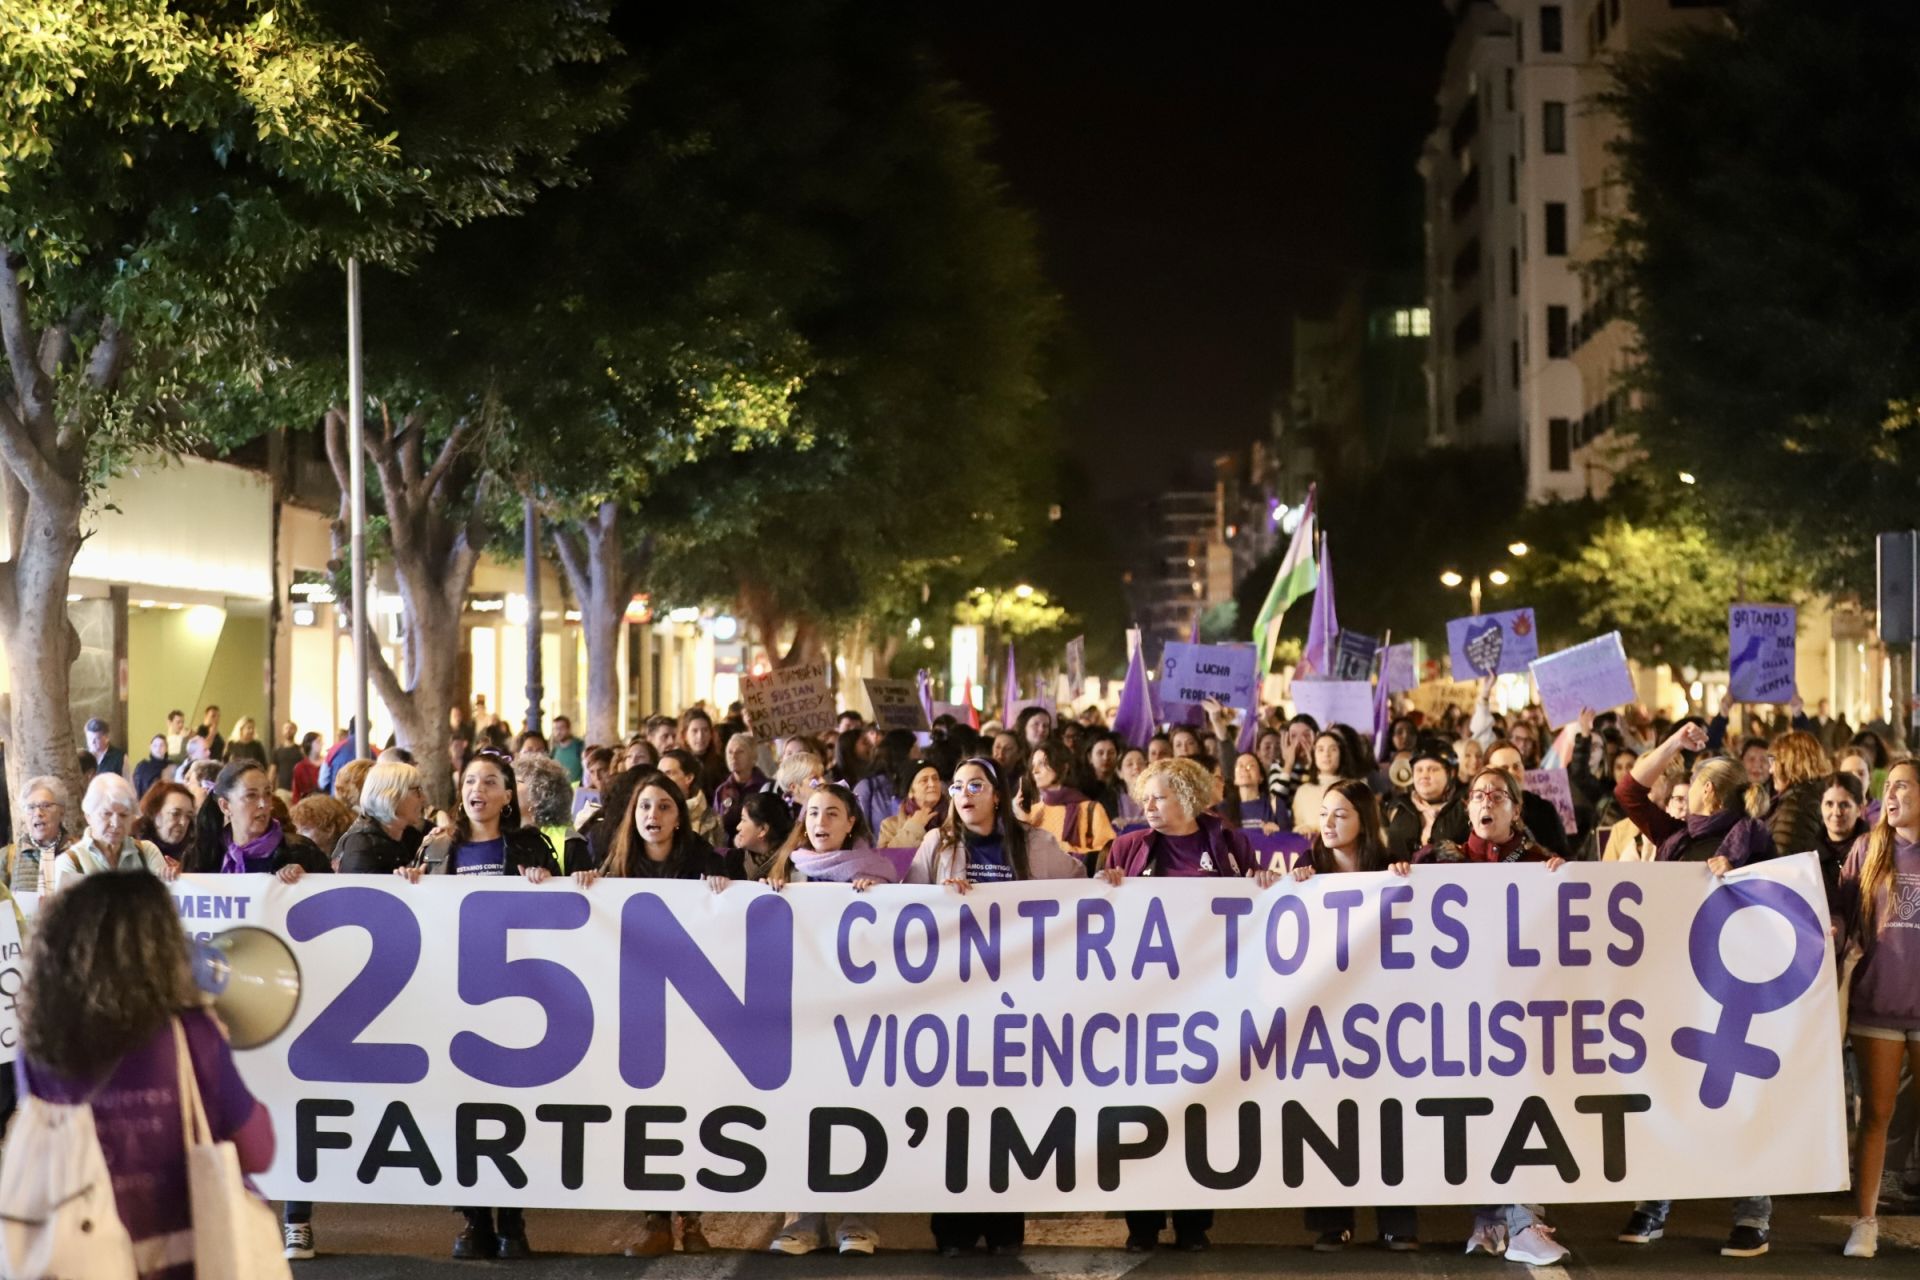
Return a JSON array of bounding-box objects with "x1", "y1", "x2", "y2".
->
[
  {"x1": 223, "y1": 820, "x2": 284, "y2": 875},
  {"x1": 1041, "y1": 786, "x2": 1091, "y2": 848},
  {"x1": 792, "y1": 843, "x2": 900, "y2": 884},
  {"x1": 1660, "y1": 808, "x2": 1774, "y2": 867}
]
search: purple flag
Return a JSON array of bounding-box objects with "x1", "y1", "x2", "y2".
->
[
  {"x1": 1297, "y1": 538, "x2": 1339, "y2": 678},
  {"x1": 1113, "y1": 630, "x2": 1154, "y2": 749},
  {"x1": 1372, "y1": 647, "x2": 1393, "y2": 760},
  {"x1": 1001, "y1": 642, "x2": 1018, "y2": 723},
  {"x1": 915, "y1": 668, "x2": 934, "y2": 726}
]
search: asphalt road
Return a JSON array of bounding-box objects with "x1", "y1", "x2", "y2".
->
[{"x1": 283, "y1": 1193, "x2": 1916, "y2": 1277}]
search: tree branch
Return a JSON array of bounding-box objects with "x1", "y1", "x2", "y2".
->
[
  {"x1": 0, "y1": 249, "x2": 48, "y2": 429},
  {"x1": 81, "y1": 318, "x2": 125, "y2": 394},
  {"x1": 0, "y1": 372, "x2": 68, "y2": 507},
  {"x1": 551, "y1": 521, "x2": 590, "y2": 604},
  {"x1": 422, "y1": 414, "x2": 475, "y2": 507}
]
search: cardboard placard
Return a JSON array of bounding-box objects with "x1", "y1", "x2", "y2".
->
[{"x1": 742, "y1": 661, "x2": 834, "y2": 740}]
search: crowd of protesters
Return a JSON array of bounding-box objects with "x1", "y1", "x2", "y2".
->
[{"x1": 7, "y1": 681, "x2": 1919, "y2": 1268}]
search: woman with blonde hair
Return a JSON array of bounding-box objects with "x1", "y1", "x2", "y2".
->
[
  {"x1": 1765, "y1": 729, "x2": 1831, "y2": 858},
  {"x1": 1613, "y1": 723, "x2": 1774, "y2": 872},
  {"x1": 1833, "y1": 759, "x2": 1920, "y2": 1258}
]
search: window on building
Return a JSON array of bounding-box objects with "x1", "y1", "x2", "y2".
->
[
  {"x1": 1508, "y1": 154, "x2": 1518, "y2": 203},
  {"x1": 1548, "y1": 418, "x2": 1571, "y2": 471},
  {"x1": 1511, "y1": 340, "x2": 1521, "y2": 389},
  {"x1": 1509, "y1": 247, "x2": 1519, "y2": 296},
  {"x1": 1540, "y1": 5, "x2": 1564, "y2": 53},
  {"x1": 1547, "y1": 305, "x2": 1570, "y2": 358},
  {"x1": 1542, "y1": 102, "x2": 1566, "y2": 154},
  {"x1": 1389, "y1": 307, "x2": 1431, "y2": 338},
  {"x1": 1505, "y1": 68, "x2": 1515, "y2": 111},
  {"x1": 1453, "y1": 307, "x2": 1483, "y2": 356},
  {"x1": 1452, "y1": 238, "x2": 1481, "y2": 288},
  {"x1": 1611, "y1": 0, "x2": 1621, "y2": 21},
  {"x1": 1544, "y1": 201, "x2": 1568, "y2": 255}
]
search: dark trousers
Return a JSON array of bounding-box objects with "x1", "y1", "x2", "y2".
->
[
  {"x1": 460, "y1": 1207, "x2": 525, "y2": 1236},
  {"x1": 930, "y1": 1213, "x2": 1025, "y2": 1250},
  {"x1": 1305, "y1": 1205, "x2": 1418, "y2": 1239},
  {"x1": 284, "y1": 1201, "x2": 312, "y2": 1225},
  {"x1": 1125, "y1": 1210, "x2": 1213, "y2": 1242}
]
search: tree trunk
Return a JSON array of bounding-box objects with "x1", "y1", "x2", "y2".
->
[
  {"x1": 0, "y1": 485, "x2": 84, "y2": 817},
  {"x1": 553, "y1": 501, "x2": 648, "y2": 749},
  {"x1": 325, "y1": 404, "x2": 487, "y2": 810}
]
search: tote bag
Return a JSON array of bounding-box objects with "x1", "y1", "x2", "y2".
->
[{"x1": 174, "y1": 1022, "x2": 290, "y2": 1280}]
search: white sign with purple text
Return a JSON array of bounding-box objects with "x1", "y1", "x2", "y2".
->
[
  {"x1": 1728, "y1": 605, "x2": 1797, "y2": 703},
  {"x1": 1531, "y1": 632, "x2": 1639, "y2": 729},
  {"x1": 163, "y1": 859, "x2": 1847, "y2": 1210}
]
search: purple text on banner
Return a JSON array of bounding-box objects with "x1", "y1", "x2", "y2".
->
[
  {"x1": 1530, "y1": 631, "x2": 1639, "y2": 728},
  {"x1": 1446, "y1": 607, "x2": 1539, "y2": 678},
  {"x1": 1728, "y1": 604, "x2": 1797, "y2": 703}
]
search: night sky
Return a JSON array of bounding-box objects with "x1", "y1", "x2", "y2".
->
[{"x1": 928, "y1": 3, "x2": 1452, "y2": 500}]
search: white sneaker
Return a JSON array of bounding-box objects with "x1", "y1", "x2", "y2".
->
[
  {"x1": 1843, "y1": 1218, "x2": 1877, "y2": 1259},
  {"x1": 1464, "y1": 1222, "x2": 1508, "y2": 1256},
  {"x1": 837, "y1": 1225, "x2": 878, "y2": 1256},
  {"x1": 282, "y1": 1222, "x2": 314, "y2": 1261},
  {"x1": 769, "y1": 1230, "x2": 821, "y2": 1256},
  {"x1": 1505, "y1": 1224, "x2": 1569, "y2": 1266}
]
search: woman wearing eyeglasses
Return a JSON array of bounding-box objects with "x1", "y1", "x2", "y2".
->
[
  {"x1": 398, "y1": 749, "x2": 557, "y2": 1262},
  {"x1": 334, "y1": 759, "x2": 429, "y2": 874},
  {"x1": 1400, "y1": 767, "x2": 1569, "y2": 1266},
  {"x1": 906, "y1": 756, "x2": 1084, "y2": 1257},
  {"x1": 568, "y1": 769, "x2": 729, "y2": 1258}
]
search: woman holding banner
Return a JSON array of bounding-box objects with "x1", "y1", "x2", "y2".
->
[
  {"x1": 401, "y1": 749, "x2": 557, "y2": 1260},
  {"x1": 1611, "y1": 723, "x2": 1777, "y2": 1256},
  {"x1": 907, "y1": 756, "x2": 1085, "y2": 1255},
  {"x1": 569, "y1": 770, "x2": 729, "y2": 1257},
  {"x1": 1401, "y1": 768, "x2": 1570, "y2": 1265},
  {"x1": 1832, "y1": 758, "x2": 1920, "y2": 1259},
  {"x1": 1104, "y1": 755, "x2": 1256, "y2": 1253},
  {"x1": 1286, "y1": 779, "x2": 1418, "y2": 1250}
]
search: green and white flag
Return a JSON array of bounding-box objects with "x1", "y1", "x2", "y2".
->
[{"x1": 1253, "y1": 483, "x2": 1318, "y2": 674}]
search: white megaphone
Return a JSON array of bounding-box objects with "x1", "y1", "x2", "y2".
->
[{"x1": 191, "y1": 927, "x2": 302, "y2": 1050}]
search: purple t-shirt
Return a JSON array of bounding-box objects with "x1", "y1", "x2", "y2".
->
[
  {"x1": 454, "y1": 837, "x2": 507, "y2": 876},
  {"x1": 1841, "y1": 837, "x2": 1920, "y2": 1030},
  {"x1": 1154, "y1": 830, "x2": 1213, "y2": 877},
  {"x1": 19, "y1": 1009, "x2": 258, "y2": 1280}
]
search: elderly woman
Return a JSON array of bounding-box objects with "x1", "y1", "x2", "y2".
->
[
  {"x1": 46, "y1": 773, "x2": 172, "y2": 892},
  {"x1": 1101, "y1": 755, "x2": 1256, "y2": 1255},
  {"x1": 775, "y1": 749, "x2": 826, "y2": 813},
  {"x1": 183, "y1": 760, "x2": 331, "y2": 883},
  {"x1": 333, "y1": 759, "x2": 429, "y2": 875},
  {"x1": 133, "y1": 780, "x2": 197, "y2": 866},
  {"x1": 3, "y1": 775, "x2": 69, "y2": 891},
  {"x1": 518, "y1": 753, "x2": 589, "y2": 873}
]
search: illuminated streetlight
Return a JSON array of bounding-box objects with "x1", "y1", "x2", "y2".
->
[
  {"x1": 1508, "y1": 542, "x2": 1529, "y2": 557},
  {"x1": 1678, "y1": 471, "x2": 1696, "y2": 485},
  {"x1": 1014, "y1": 583, "x2": 1034, "y2": 599},
  {"x1": 1487, "y1": 569, "x2": 1511, "y2": 586},
  {"x1": 1440, "y1": 570, "x2": 1464, "y2": 588}
]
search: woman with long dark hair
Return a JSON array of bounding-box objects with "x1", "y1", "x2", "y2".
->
[
  {"x1": 1833, "y1": 759, "x2": 1920, "y2": 1259},
  {"x1": 905, "y1": 756, "x2": 1083, "y2": 1256},
  {"x1": 16, "y1": 873, "x2": 275, "y2": 1278},
  {"x1": 1018, "y1": 737, "x2": 1112, "y2": 865},
  {"x1": 570, "y1": 769, "x2": 727, "y2": 1257}
]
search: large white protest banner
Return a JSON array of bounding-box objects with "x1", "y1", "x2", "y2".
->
[{"x1": 169, "y1": 858, "x2": 1846, "y2": 1211}]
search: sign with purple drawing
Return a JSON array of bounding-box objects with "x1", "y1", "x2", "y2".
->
[
  {"x1": 1446, "y1": 607, "x2": 1539, "y2": 678},
  {"x1": 1530, "y1": 631, "x2": 1638, "y2": 728},
  {"x1": 1159, "y1": 642, "x2": 1259, "y2": 725},
  {"x1": 1728, "y1": 604, "x2": 1797, "y2": 703}
]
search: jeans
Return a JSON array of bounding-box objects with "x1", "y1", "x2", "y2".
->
[
  {"x1": 284, "y1": 1201, "x2": 312, "y2": 1226},
  {"x1": 1635, "y1": 1197, "x2": 1772, "y2": 1230},
  {"x1": 1474, "y1": 1204, "x2": 1544, "y2": 1234}
]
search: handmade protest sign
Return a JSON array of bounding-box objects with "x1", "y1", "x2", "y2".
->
[
  {"x1": 170, "y1": 858, "x2": 1846, "y2": 1210},
  {"x1": 1159, "y1": 642, "x2": 1258, "y2": 725},
  {"x1": 1446, "y1": 607, "x2": 1538, "y2": 678},
  {"x1": 1382, "y1": 642, "x2": 1419, "y2": 695},
  {"x1": 1407, "y1": 678, "x2": 1479, "y2": 721},
  {"x1": 742, "y1": 661, "x2": 834, "y2": 739},
  {"x1": 1729, "y1": 605, "x2": 1797, "y2": 703},
  {"x1": 864, "y1": 679, "x2": 929, "y2": 733},
  {"x1": 1524, "y1": 767, "x2": 1579, "y2": 835},
  {"x1": 1065, "y1": 636, "x2": 1086, "y2": 698},
  {"x1": 1531, "y1": 632, "x2": 1638, "y2": 729},
  {"x1": 0, "y1": 910, "x2": 20, "y2": 1065},
  {"x1": 1290, "y1": 679, "x2": 1375, "y2": 732}
]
